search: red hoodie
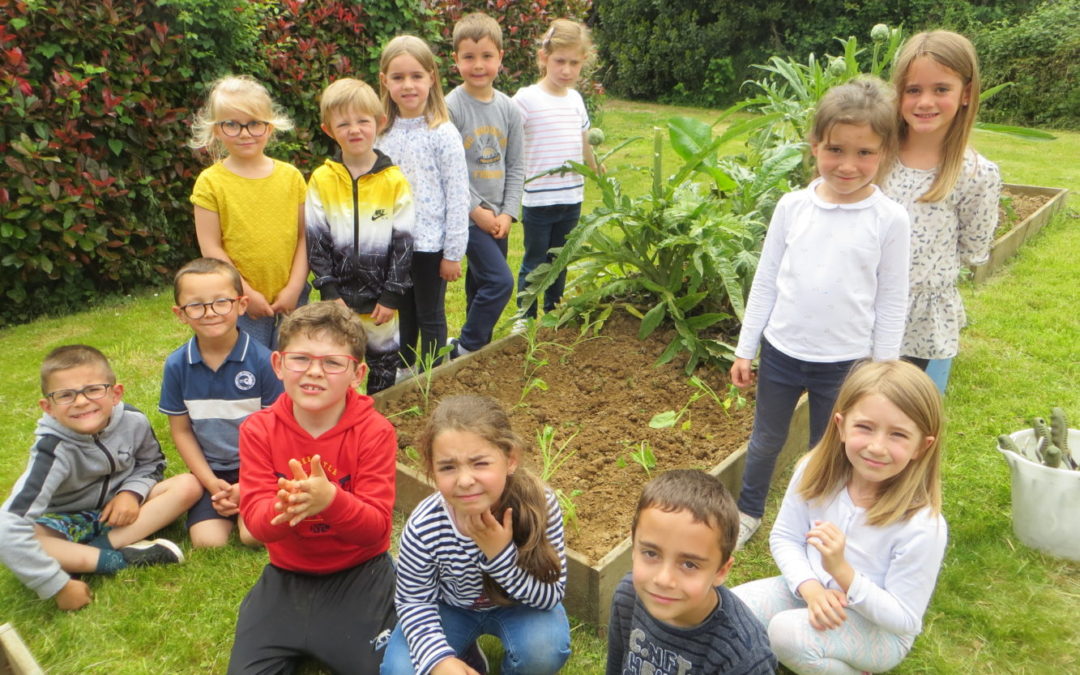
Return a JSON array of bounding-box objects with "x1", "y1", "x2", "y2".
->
[{"x1": 239, "y1": 388, "x2": 396, "y2": 574}]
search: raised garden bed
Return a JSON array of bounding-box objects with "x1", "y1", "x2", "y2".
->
[
  {"x1": 374, "y1": 314, "x2": 809, "y2": 626},
  {"x1": 972, "y1": 183, "x2": 1069, "y2": 283}
]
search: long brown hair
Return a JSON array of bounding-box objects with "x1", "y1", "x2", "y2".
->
[
  {"x1": 417, "y1": 395, "x2": 562, "y2": 604},
  {"x1": 798, "y1": 360, "x2": 944, "y2": 526},
  {"x1": 892, "y1": 30, "x2": 981, "y2": 203},
  {"x1": 378, "y1": 35, "x2": 449, "y2": 131}
]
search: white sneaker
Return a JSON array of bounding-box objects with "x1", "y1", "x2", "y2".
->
[
  {"x1": 736, "y1": 512, "x2": 762, "y2": 550},
  {"x1": 511, "y1": 318, "x2": 529, "y2": 335},
  {"x1": 394, "y1": 368, "x2": 413, "y2": 384}
]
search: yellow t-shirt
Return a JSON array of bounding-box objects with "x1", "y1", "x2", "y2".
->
[{"x1": 190, "y1": 160, "x2": 305, "y2": 302}]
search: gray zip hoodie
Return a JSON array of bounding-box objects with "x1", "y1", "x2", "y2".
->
[{"x1": 0, "y1": 403, "x2": 164, "y2": 599}]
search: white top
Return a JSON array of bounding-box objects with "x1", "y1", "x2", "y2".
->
[
  {"x1": 375, "y1": 117, "x2": 469, "y2": 259},
  {"x1": 882, "y1": 149, "x2": 1001, "y2": 359},
  {"x1": 770, "y1": 460, "x2": 948, "y2": 637},
  {"x1": 512, "y1": 84, "x2": 589, "y2": 207},
  {"x1": 735, "y1": 179, "x2": 911, "y2": 362}
]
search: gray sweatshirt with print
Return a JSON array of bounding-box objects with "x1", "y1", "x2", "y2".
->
[{"x1": 0, "y1": 404, "x2": 165, "y2": 599}]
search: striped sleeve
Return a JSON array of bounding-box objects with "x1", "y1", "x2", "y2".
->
[
  {"x1": 477, "y1": 489, "x2": 566, "y2": 609},
  {"x1": 394, "y1": 498, "x2": 458, "y2": 675}
]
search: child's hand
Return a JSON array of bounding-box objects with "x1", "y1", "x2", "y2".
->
[
  {"x1": 270, "y1": 284, "x2": 303, "y2": 315},
  {"x1": 100, "y1": 491, "x2": 140, "y2": 527},
  {"x1": 493, "y1": 213, "x2": 512, "y2": 239},
  {"x1": 211, "y1": 480, "x2": 240, "y2": 517},
  {"x1": 730, "y1": 357, "x2": 754, "y2": 389},
  {"x1": 246, "y1": 288, "x2": 273, "y2": 319},
  {"x1": 440, "y1": 258, "x2": 462, "y2": 282},
  {"x1": 807, "y1": 520, "x2": 852, "y2": 583},
  {"x1": 457, "y1": 507, "x2": 513, "y2": 561},
  {"x1": 55, "y1": 578, "x2": 92, "y2": 611},
  {"x1": 798, "y1": 580, "x2": 848, "y2": 630},
  {"x1": 371, "y1": 303, "x2": 394, "y2": 326},
  {"x1": 270, "y1": 455, "x2": 336, "y2": 527},
  {"x1": 432, "y1": 657, "x2": 481, "y2": 675}
]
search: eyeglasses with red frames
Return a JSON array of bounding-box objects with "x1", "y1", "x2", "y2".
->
[{"x1": 279, "y1": 352, "x2": 359, "y2": 375}]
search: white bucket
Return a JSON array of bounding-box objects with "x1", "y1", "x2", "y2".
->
[{"x1": 998, "y1": 428, "x2": 1080, "y2": 561}]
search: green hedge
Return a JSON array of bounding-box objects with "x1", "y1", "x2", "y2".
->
[
  {"x1": 594, "y1": 0, "x2": 1039, "y2": 108},
  {"x1": 976, "y1": 0, "x2": 1080, "y2": 128}
]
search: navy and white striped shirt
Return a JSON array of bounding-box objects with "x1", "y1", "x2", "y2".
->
[{"x1": 395, "y1": 489, "x2": 567, "y2": 674}]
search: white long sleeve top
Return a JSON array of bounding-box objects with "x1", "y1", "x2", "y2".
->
[
  {"x1": 735, "y1": 179, "x2": 910, "y2": 362},
  {"x1": 770, "y1": 461, "x2": 948, "y2": 637},
  {"x1": 375, "y1": 117, "x2": 469, "y2": 260}
]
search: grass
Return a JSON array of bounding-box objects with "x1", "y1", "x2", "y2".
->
[{"x1": 0, "y1": 99, "x2": 1078, "y2": 673}]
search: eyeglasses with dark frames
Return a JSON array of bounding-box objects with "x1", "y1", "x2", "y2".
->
[
  {"x1": 217, "y1": 120, "x2": 270, "y2": 137},
  {"x1": 179, "y1": 297, "x2": 239, "y2": 319},
  {"x1": 47, "y1": 383, "x2": 113, "y2": 406},
  {"x1": 279, "y1": 352, "x2": 359, "y2": 375}
]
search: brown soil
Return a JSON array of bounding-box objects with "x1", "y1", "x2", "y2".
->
[
  {"x1": 996, "y1": 187, "x2": 1051, "y2": 239},
  {"x1": 380, "y1": 313, "x2": 755, "y2": 563}
]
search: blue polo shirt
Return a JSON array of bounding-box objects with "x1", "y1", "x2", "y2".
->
[{"x1": 159, "y1": 331, "x2": 282, "y2": 471}]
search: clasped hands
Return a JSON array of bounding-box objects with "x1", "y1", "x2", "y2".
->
[{"x1": 271, "y1": 455, "x2": 336, "y2": 527}]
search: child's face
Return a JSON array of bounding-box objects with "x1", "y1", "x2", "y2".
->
[
  {"x1": 39, "y1": 364, "x2": 123, "y2": 436},
  {"x1": 453, "y1": 37, "x2": 503, "y2": 96},
  {"x1": 900, "y1": 56, "x2": 969, "y2": 142},
  {"x1": 173, "y1": 271, "x2": 246, "y2": 342},
  {"x1": 381, "y1": 53, "x2": 434, "y2": 119},
  {"x1": 322, "y1": 107, "x2": 382, "y2": 163},
  {"x1": 212, "y1": 103, "x2": 273, "y2": 161},
  {"x1": 539, "y1": 47, "x2": 586, "y2": 94},
  {"x1": 272, "y1": 334, "x2": 366, "y2": 421},
  {"x1": 431, "y1": 429, "x2": 518, "y2": 518},
  {"x1": 631, "y1": 506, "x2": 733, "y2": 629},
  {"x1": 837, "y1": 392, "x2": 935, "y2": 494},
  {"x1": 810, "y1": 122, "x2": 883, "y2": 204}
]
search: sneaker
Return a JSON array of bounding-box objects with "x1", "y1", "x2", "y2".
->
[
  {"x1": 395, "y1": 367, "x2": 413, "y2": 385},
  {"x1": 510, "y1": 318, "x2": 529, "y2": 335},
  {"x1": 446, "y1": 337, "x2": 472, "y2": 360},
  {"x1": 735, "y1": 512, "x2": 762, "y2": 551},
  {"x1": 119, "y1": 538, "x2": 184, "y2": 567},
  {"x1": 461, "y1": 641, "x2": 489, "y2": 675}
]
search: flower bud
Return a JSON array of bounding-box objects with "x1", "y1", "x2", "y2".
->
[{"x1": 871, "y1": 24, "x2": 890, "y2": 43}]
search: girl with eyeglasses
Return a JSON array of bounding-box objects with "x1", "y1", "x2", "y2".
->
[{"x1": 189, "y1": 75, "x2": 309, "y2": 348}]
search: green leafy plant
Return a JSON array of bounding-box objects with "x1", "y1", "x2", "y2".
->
[
  {"x1": 536, "y1": 425, "x2": 579, "y2": 483},
  {"x1": 555, "y1": 488, "x2": 583, "y2": 534},
  {"x1": 649, "y1": 376, "x2": 746, "y2": 430},
  {"x1": 405, "y1": 340, "x2": 454, "y2": 415},
  {"x1": 618, "y1": 440, "x2": 657, "y2": 479},
  {"x1": 518, "y1": 111, "x2": 778, "y2": 374}
]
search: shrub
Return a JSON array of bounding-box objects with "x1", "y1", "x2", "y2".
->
[
  {"x1": 975, "y1": 0, "x2": 1080, "y2": 128},
  {"x1": 0, "y1": 0, "x2": 202, "y2": 325}
]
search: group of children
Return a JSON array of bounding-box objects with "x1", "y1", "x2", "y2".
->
[
  {"x1": 190, "y1": 13, "x2": 597, "y2": 396},
  {"x1": 0, "y1": 16, "x2": 1003, "y2": 675}
]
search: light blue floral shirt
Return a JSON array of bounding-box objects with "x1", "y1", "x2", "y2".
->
[{"x1": 376, "y1": 117, "x2": 469, "y2": 260}]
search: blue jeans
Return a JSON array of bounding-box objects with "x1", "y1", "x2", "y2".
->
[
  {"x1": 460, "y1": 224, "x2": 513, "y2": 351},
  {"x1": 737, "y1": 339, "x2": 858, "y2": 518},
  {"x1": 380, "y1": 602, "x2": 570, "y2": 675},
  {"x1": 237, "y1": 283, "x2": 310, "y2": 349},
  {"x1": 517, "y1": 203, "x2": 581, "y2": 318}
]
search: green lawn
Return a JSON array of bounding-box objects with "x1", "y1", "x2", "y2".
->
[{"x1": 0, "y1": 99, "x2": 1077, "y2": 673}]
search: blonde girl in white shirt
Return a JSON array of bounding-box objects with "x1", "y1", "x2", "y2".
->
[{"x1": 733, "y1": 360, "x2": 947, "y2": 675}]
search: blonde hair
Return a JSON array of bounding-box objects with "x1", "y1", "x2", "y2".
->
[
  {"x1": 379, "y1": 35, "x2": 449, "y2": 130},
  {"x1": 798, "y1": 360, "x2": 944, "y2": 526},
  {"x1": 189, "y1": 75, "x2": 294, "y2": 163},
  {"x1": 417, "y1": 395, "x2": 562, "y2": 605},
  {"x1": 537, "y1": 19, "x2": 594, "y2": 77},
  {"x1": 892, "y1": 30, "x2": 981, "y2": 203},
  {"x1": 319, "y1": 77, "x2": 383, "y2": 128},
  {"x1": 810, "y1": 76, "x2": 898, "y2": 185},
  {"x1": 452, "y1": 12, "x2": 503, "y2": 51}
]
